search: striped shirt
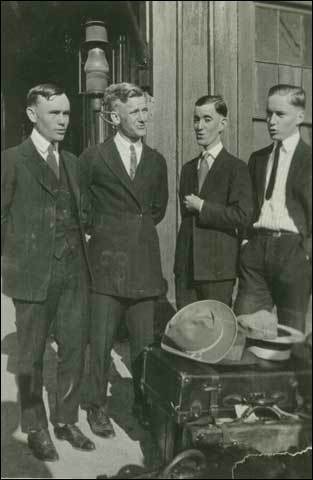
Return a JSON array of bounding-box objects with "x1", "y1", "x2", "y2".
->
[{"x1": 254, "y1": 131, "x2": 300, "y2": 232}]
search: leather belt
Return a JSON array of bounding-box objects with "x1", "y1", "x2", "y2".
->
[{"x1": 253, "y1": 228, "x2": 299, "y2": 238}]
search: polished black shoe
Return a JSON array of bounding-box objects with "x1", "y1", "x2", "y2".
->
[
  {"x1": 132, "y1": 403, "x2": 151, "y2": 429},
  {"x1": 87, "y1": 407, "x2": 116, "y2": 438},
  {"x1": 28, "y1": 428, "x2": 59, "y2": 462},
  {"x1": 54, "y1": 424, "x2": 96, "y2": 451}
]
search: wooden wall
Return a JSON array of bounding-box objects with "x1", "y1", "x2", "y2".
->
[
  {"x1": 150, "y1": 0, "x2": 239, "y2": 307},
  {"x1": 150, "y1": 1, "x2": 210, "y2": 307},
  {"x1": 149, "y1": 0, "x2": 311, "y2": 309}
]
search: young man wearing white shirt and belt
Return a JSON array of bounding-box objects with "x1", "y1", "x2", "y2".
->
[
  {"x1": 79, "y1": 83, "x2": 168, "y2": 437},
  {"x1": 235, "y1": 84, "x2": 312, "y2": 333},
  {"x1": 174, "y1": 95, "x2": 253, "y2": 310}
]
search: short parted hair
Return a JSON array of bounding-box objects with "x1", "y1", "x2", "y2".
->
[
  {"x1": 103, "y1": 82, "x2": 144, "y2": 110},
  {"x1": 195, "y1": 95, "x2": 228, "y2": 117},
  {"x1": 268, "y1": 84, "x2": 306, "y2": 109},
  {"x1": 26, "y1": 83, "x2": 65, "y2": 107}
]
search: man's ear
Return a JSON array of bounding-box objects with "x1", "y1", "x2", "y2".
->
[
  {"x1": 26, "y1": 106, "x2": 37, "y2": 124},
  {"x1": 110, "y1": 111, "x2": 120, "y2": 126},
  {"x1": 296, "y1": 109, "x2": 305, "y2": 126},
  {"x1": 219, "y1": 116, "x2": 227, "y2": 133}
]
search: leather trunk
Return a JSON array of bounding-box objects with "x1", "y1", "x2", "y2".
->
[{"x1": 142, "y1": 346, "x2": 312, "y2": 423}]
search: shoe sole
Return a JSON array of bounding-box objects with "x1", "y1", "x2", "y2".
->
[
  {"x1": 89, "y1": 429, "x2": 116, "y2": 439},
  {"x1": 54, "y1": 434, "x2": 96, "y2": 451},
  {"x1": 87, "y1": 420, "x2": 116, "y2": 439}
]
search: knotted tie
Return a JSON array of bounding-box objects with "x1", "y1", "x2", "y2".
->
[
  {"x1": 47, "y1": 143, "x2": 59, "y2": 179},
  {"x1": 129, "y1": 144, "x2": 137, "y2": 180},
  {"x1": 198, "y1": 151, "x2": 211, "y2": 191},
  {"x1": 265, "y1": 141, "x2": 282, "y2": 200}
]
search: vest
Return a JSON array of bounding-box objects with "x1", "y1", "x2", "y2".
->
[{"x1": 52, "y1": 157, "x2": 81, "y2": 258}]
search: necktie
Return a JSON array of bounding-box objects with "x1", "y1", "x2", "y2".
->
[
  {"x1": 198, "y1": 151, "x2": 211, "y2": 191},
  {"x1": 129, "y1": 144, "x2": 137, "y2": 180},
  {"x1": 47, "y1": 143, "x2": 59, "y2": 179},
  {"x1": 265, "y1": 141, "x2": 282, "y2": 200}
]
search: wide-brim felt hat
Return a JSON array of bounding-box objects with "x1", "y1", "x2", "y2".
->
[
  {"x1": 246, "y1": 324, "x2": 305, "y2": 361},
  {"x1": 161, "y1": 300, "x2": 238, "y2": 364}
]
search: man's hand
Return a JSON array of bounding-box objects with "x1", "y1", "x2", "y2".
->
[{"x1": 184, "y1": 194, "x2": 203, "y2": 212}]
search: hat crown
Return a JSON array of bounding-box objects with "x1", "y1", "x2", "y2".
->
[{"x1": 162, "y1": 300, "x2": 237, "y2": 364}]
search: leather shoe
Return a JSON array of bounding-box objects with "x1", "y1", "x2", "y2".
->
[
  {"x1": 132, "y1": 403, "x2": 151, "y2": 429},
  {"x1": 54, "y1": 424, "x2": 95, "y2": 451},
  {"x1": 28, "y1": 429, "x2": 59, "y2": 462},
  {"x1": 87, "y1": 407, "x2": 116, "y2": 438}
]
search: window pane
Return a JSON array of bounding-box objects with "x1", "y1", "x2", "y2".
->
[
  {"x1": 303, "y1": 69, "x2": 312, "y2": 123},
  {"x1": 303, "y1": 15, "x2": 312, "y2": 67},
  {"x1": 278, "y1": 65, "x2": 301, "y2": 85},
  {"x1": 279, "y1": 11, "x2": 301, "y2": 65},
  {"x1": 254, "y1": 63, "x2": 278, "y2": 118},
  {"x1": 255, "y1": 7, "x2": 278, "y2": 62}
]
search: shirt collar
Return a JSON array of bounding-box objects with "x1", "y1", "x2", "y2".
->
[
  {"x1": 198, "y1": 142, "x2": 223, "y2": 169},
  {"x1": 31, "y1": 128, "x2": 58, "y2": 154},
  {"x1": 115, "y1": 131, "x2": 142, "y2": 151},
  {"x1": 202, "y1": 141, "x2": 223, "y2": 159},
  {"x1": 281, "y1": 131, "x2": 300, "y2": 153}
]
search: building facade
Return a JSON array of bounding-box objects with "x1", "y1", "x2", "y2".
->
[{"x1": 2, "y1": 0, "x2": 312, "y2": 307}]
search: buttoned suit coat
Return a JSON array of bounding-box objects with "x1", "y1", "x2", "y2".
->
[
  {"x1": 174, "y1": 148, "x2": 253, "y2": 281},
  {"x1": 248, "y1": 138, "x2": 312, "y2": 258},
  {"x1": 1, "y1": 137, "x2": 91, "y2": 301},
  {"x1": 79, "y1": 137, "x2": 168, "y2": 299}
]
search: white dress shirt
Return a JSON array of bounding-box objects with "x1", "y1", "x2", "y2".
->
[
  {"x1": 31, "y1": 128, "x2": 60, "y2": 165},
  {"x1": 197, "y1": 141, "x2": 223, "y2": 171},
  {"x1": 114, "y1": 131, "x2": 143, "y2": 176},
  {"x1": 254, "y1": 131, "x2": 300, "y2": 232}
]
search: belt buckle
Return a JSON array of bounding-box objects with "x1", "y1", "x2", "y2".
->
[{"x1": 273, "y1": 231, "x2": 281, "y2": 238}]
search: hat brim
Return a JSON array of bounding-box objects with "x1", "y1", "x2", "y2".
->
[
  {"x1": 255, "y1": 324, "x2": 304, "y2": 344},
  {"x1": 161, "y1": 300, "x2": 237, "y2": 364},
  {"x1": 245, "y1": 325, "x2": 305, "y2": 361},
  {"x1": 218, "y1": 349, "x2": 258, "y2": 366},
  {"x1": 247, "y1": 345, "x2": 291, "y2": 361}
]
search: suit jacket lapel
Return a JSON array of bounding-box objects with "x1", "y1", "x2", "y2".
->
[
  {"x1": 21, "y1": 138, "x2": 58, "y2": 197},
  {"x1": 256, "y1": 145, "x2": 272, "y2": 207},
  {"x1": 198, "y1": 147, "x2": 228, "y2": 194},
  {"x1": 97, "y1": 138, "x2": 141, "y2": 207},
  {"x1": 131, "y1": 143, "x2": 152, "y2": 192},
  {"x1": 286, "y1": 138, "x2": 307, "y2": 193}
]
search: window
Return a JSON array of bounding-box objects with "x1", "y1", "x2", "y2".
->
[{"x1": 253, "y1": 2, "x2": 312, "y2": 149}]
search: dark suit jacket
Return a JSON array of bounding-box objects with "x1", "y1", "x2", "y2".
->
[
  {"x1": 248, "y1": 138, "x2": 312, "y2": 258},
  {"x1": 174, "y1": 147, "x2": 253, "y2": 281},
  {"x1": 79, "y1": 137, "x2": 168, "y2": 299},
  {"x1": 1, "y1": 138, "x2": 91, "y2": 301}
]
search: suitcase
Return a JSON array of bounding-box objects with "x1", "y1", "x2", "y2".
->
[
  {"x1": 142, "y1": 346, "x2": 312, "y2": 423},
  {"x1": 142, "y1": 346, "x2": 312, "y2": 462}
]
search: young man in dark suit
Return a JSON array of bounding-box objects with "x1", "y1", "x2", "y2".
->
[
  {"x1": 235, "y1": 85, "x2": 312, "y2": 333},
  {"x1": 79, "y1": 83, "x2": 168, "y2": 437},
  {"x1": 174, "y1": 95, "x2": 253, "y2": 310},
  {"x1": 1, "y1": 84, "x2": 95, "y2": 461}
]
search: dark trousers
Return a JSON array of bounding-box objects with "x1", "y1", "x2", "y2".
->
[
  {"x1": 88, "y1": 293, "x2": 155, "y2": 409},
  {"x1": 175, "y1": 274, "x2": 235, "y2": 311},
  {"x1": 14, "y1": 247, "x2": 89, "y2": 433},
  {"x1": 234, "y1": 233, "x2": 312, "y2": 332}
]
